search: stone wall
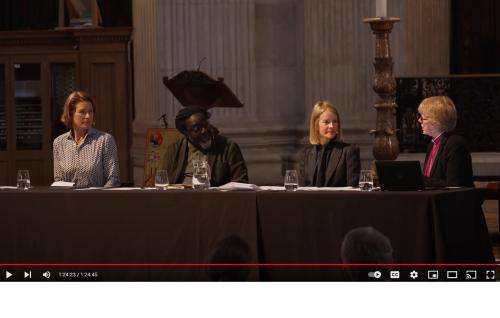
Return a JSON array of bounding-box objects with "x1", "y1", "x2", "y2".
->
[{"x1": 131, "y1": 0, "x2": 464, "y2": 186}]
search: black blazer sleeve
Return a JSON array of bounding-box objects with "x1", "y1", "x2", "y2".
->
[
  {"x1": 442, "y1": 137, "x2": 473, "y2": 187},
  {"x1": 345, "y1": 145, "x2": 361, "y2": 187},
  {"x1": 299, "y1": 146, "x2": 313, "y2": 187}
]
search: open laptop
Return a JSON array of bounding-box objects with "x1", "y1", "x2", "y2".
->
[{"x1": 375, "y1": 160, "x2": 425, "y2": 191}]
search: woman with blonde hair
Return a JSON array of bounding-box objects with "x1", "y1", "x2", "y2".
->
[
  {"x1": 53, "y1": 90, "x2": 120, "y2": 188},
  {"x1": 418, "y1": 95, "x2": 473, "y2": 187},
  {"x1": 301, "y1": 101, "x2": 360, "y2": 187}
]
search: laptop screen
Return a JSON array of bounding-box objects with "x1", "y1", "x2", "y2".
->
[{"x1": 375, "y1": 160, "x2": 425, "y2": 191}]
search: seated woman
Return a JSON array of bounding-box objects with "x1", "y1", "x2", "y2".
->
[
  {"x1": 53, "y1": 91, "x2": 120, "y2": 188},
  {"x1": 301, "y1": 101, "x2": 360, "y2": 187},
  {"x1": 418, "y1": 96, "x2": 473, "y2": 187}
]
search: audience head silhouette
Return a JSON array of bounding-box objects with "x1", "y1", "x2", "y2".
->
[
  {"x1": 341, "y1": 226, "x2": 394, "y2": 280},
  {"x1": 208, "y1": 235, "x2": 252, "y2": 281},
  {"x1": 341, "y1": 226, "x2": 393, "y2": 264}
]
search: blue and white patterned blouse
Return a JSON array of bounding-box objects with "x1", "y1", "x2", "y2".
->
[{"x1": 53, "y1": 128, "x2": 120, "y2": 188}]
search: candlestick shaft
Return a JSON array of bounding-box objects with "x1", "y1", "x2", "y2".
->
[
  {"x1": 365, "y1": 17, "x2": 400, "y2": 160},
  {"x1": 376, "y1": 0, "x2": 387, "y2": 17}
]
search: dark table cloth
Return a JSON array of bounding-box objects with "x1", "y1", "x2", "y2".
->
[
  {"x1": 0, "y1": 187, "x2": 493, "y2": 281},
  {"x1": 0, "y1": 188, "x2": 258, "y2": 281},
  {"x1": 256, "y1": 188, "x2": 494, "y2": 280}
]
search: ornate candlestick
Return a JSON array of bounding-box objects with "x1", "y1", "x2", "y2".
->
[{"x1": 364, "y1": 17, "x2": 400, "y2": 160}]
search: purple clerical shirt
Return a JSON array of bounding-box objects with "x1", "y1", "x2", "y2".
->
[{"x1": 424, "y1": 133, "x2": 444, "y2": 177}]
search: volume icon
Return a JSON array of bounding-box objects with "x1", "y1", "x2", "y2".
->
[{"x1": 42, "y1": 271, "x2": 51, "y2": 279}]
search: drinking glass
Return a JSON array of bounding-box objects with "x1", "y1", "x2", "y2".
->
[
  {"x1": 155, "y1": 169, "x2": 169, "y2": 190},
  {"x1": 17, "y1": 170, "x2": 31, "y2": 190},
  {"x1": 192, "y1": 160, "x2": 210, "y2": 190},
  {"x1": 284, "y1": 170, "x2": 299, "y2": 191},
  {"x1": 192, "y1": 160, "x2": 210, "y2": 176},
  {"x1": 359, "y1": 170, "x2": 373, "y2": 191}
]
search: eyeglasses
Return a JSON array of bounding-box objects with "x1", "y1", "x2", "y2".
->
[
  {"x1": 74, "y1": 110, "x2": 94, "y2": 117},
  {"x1": 418, "y1": 115, "x2": 430, "y2": 122}
]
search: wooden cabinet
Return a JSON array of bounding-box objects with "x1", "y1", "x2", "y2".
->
[{"x1": 0, "y1": 27, "x2": 132, "y2": 186}]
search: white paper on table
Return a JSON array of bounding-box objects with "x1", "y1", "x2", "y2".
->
[
  {"x1": 74, "y1": 187, "x2": 104, "y2": 190},
  {"x1": 258, "y1": 186, "x2": 286, "y2": 191},
  {"x1": 217, "y1": 182, "x2": 259, "y2": 191},
  {"x1": 51, "y1": 181, "x2": 75, "y2": 187},
  {"x1": 102, "y1": 187, "x2": 142, "y2": 191},
  {"x1": 0, "y1": 186, "x2": 18, "y2": 189},
  {"x1": 299, "y1": 186, "x2": 360, "y2": 191}
]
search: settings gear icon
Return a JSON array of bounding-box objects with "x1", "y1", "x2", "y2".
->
[{"x1": 410, "y1": 270, "x2": 419, "y2": 279}]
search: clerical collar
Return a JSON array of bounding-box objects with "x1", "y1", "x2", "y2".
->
[{"x1": 432, "y1": 132, "x2": 444, "y2": 145}]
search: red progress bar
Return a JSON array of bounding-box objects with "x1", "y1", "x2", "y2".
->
[{"x1": 0, "y1": 263, "x2": 498, "y2": 267}]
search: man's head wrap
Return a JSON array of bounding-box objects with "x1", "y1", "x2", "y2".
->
[{"x1": 174, "y1": 105, "x2": 211, "y2": 133}]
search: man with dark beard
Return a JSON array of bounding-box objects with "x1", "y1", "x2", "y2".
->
[{"x1": 162, "y1": 106, "x2": 248, "y2": 186}]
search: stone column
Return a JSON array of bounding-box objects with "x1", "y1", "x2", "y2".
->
[
  {"x1": 157, "y1": 0, "x2": 257, "y2": 124},
  {"x1": 131, "y1": 0, "x2": 163, "y2": 185},
  {"x1": 133, "y1": 0, "x2": 306, "y2": 185},
  {"x1": 304, "y1": 0, "x2": 378, "y2": 168}
]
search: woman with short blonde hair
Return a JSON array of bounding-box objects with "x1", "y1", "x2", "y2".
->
[
  {"x1": 309, "y1": 101, "x2": 343, "y2": 144},
  {"x1": 301, "y1": 100, "x2": 360, "y2": 187},
  {"x1": 417, "y1": 95, "x2": 473, "y2": 187},
  {"x1": 417, "y1": 96, "x2": 457, "y2": 133}
]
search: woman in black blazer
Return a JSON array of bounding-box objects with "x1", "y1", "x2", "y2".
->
[
  {"x1": 301, "y1": 101, "x2": 360, "y2": 187},
  {"x1": 418, "y1": 96, "x2": 473, "y2": 187}
]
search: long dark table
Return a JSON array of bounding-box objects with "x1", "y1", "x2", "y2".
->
[
  {"x1": 257, "y1": 189, "x2": 494, "y2": 280},
  {"x1": 0, "y1": 187, "x2": 494, "y2": 281},
  {"x1": 0, "y1": 188, "x2": 259, "y2": 281}
]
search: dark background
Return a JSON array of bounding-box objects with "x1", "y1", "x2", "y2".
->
[
  {"x1": 451, "y1": 0, "x2": 500, "y2": 74},
  {"x1": 0, "y1": 0, "x2": 132, "y2": 30}
]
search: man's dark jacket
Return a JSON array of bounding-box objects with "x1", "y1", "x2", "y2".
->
[{"x1": 163, "y1": 135, "x2": 249, "y2": 187}]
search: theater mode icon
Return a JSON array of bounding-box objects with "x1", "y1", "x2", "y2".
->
[{"x1": 446, "y1": 271, "x2": 458, "y2": 279}]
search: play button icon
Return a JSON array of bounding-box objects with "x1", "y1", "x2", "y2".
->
[{"x1": 5, "y1": 271, "x2": 13, "y2": 279}]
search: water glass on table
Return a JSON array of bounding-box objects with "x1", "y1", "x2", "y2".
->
[
  {"x1": 17, "y1": 170, "x2": 31, "y2": 190},
  {"x1": 284, "y1": 170, "x2": 299, "y2": 191},
  {"x1": 192, "y1": 160, "x2": 210, "y2": 190},
  {"x1": 155, "y1": 169, "x2": 169, "y2": 190},
  {"x1": 359, "y1": 170, "x2": 373, "y2": 191},
  {"x1": 192, "y1": 172, "x2": 210, "y2": 190}
]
